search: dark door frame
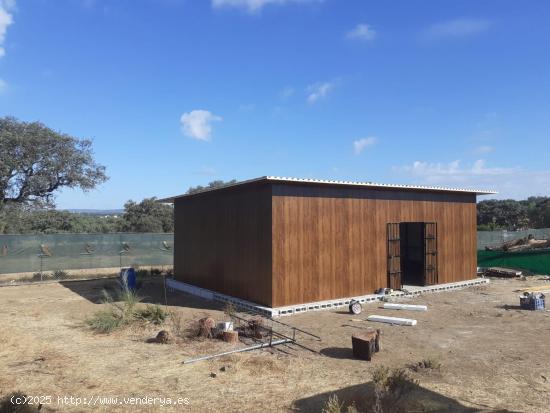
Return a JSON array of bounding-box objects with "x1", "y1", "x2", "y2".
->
[{"x1": 386, "y1": 221, "x2": 438, "y2": 289}]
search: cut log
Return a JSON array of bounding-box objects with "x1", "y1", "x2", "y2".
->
[
  {"x1": 222, "y1": 330, "x2": 239, "y2": 344},
  {"x1": 351, "y1": 330, "x2": 380, "y2": 361},
  {"x1": 198, "y1": 317, "x2": 216, "y2": 338}
]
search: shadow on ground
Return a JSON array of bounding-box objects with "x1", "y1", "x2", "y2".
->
[
  {"x1": 59, "y1": 277, "x2": 223, "y2": 311},
  {"x1": 320, "y1": 346, "x2": 355, "y2": 360},
  {"x1": 292, "y1": 381, "x2": 522, "y2": 413},
  {"x1": 496, "y1": 304, "x2": 524, "y2": 311}
]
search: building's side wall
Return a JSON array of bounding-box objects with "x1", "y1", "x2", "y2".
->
[
  {"x1": 174, "y1": 184, "x2": 272, "y2": 307},
  {"x1": 271, "y1": 184, "x2": 477, "y2": 307}
]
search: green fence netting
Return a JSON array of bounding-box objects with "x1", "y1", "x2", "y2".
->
[
  {"x1": 477, "y1": 249, "x2": 550, "y2": 275},
  {"x1": 0, "y1": 233, "x2": 174, "y2": 275},
  {"x1": 2, "y1": 230, "x2": 549, "y2": 276}
]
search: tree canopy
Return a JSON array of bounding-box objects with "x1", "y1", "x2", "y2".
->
[
  {"x1": 0, "y1": 198, "x2": 173, "y2": 234},
  {"x1": 121, "y1": 198, "x2": 174, "y2": 233},
  {"x1": 0, "y1": 117, "x2": 108, "y2": 208},
  {"x1": 477, "y1": 197, "x2": 550, "y2": 230},
  {"x1": 186, "y1": 179, "x2": 237, "y2": 195}
]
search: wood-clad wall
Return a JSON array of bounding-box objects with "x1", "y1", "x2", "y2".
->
[
  {"x1": 174, "y1": 183, "x2": 273, "y2": 306},
  {"x1": 271, "y1": 184, "x2": 477, "y2": 307}
]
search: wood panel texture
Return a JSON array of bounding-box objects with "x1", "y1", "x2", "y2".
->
[
  {"x1": 174, "y1": 180, "x2": 478, "y2": 309},
  {"x1": 271, "y1": 184, "x2": 477, "y2": 307},
  {"x1": 174, "y1": 183, "x2": 273, "y2": 306}
]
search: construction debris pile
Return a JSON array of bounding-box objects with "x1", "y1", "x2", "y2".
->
[{"x1": 485, "y1": 234, "x2": 550, "y2": 252}]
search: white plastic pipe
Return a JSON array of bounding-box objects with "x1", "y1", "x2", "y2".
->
[
  {"x1": 367, "y1": 315, "x2": 417, "y2": 326},
  {"x1": 383, "y1": 303, "x2": 427, "y2": 312}
]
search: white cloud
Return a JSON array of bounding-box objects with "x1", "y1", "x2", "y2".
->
[
  {"x1": 392, "y1": 159, "x2": 550, "y2": 199},
  {"x1": 396, "y1": 159, "x2": 516, "y2": 182},
  {"x1": 0, "y1": 78, "x2": 6, "y2": 93},
  {"x1": 279, "y1": 86, "x2": 294, "y2": 99},
  {"x1": 212, "y1": 0, "x2": 321, "y2": 13},
  {"x1": 180, "y1": 110, "x2": 222, "y2": 141},
  {"x1": 426, "y1": 18, "x2": 491, "y2": 39},
  {"x1": 346, "y1": 23, "x2": 376, "y2": 41},
  {"x1": 195, "y1": 167, "x2": 217, "y2": 176},
  {"x1": 353, "y1": 137, "x2": 376, "y2": 155},
  {"x1": 306, "y1": 81, "x2": 335, "y2": 104},
  {"x1": 0, "y1": 0, "x2": 15, "y2": 58},
  {"x1": 475, "y1": 145, "x2": 495, "y2": 154}
]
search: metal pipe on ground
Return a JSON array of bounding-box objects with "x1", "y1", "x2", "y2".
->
[
  {"x1": 367, "y1": 315, "x2": 417, "y2": 326},
  {"x1": 383, "y1": 303, "x2": 427, "y2": 311},
  {"x1": 182, "y1": 339, "x2": 292, "y2": 364}
]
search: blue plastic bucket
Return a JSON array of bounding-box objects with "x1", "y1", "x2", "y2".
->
[{"x1": 120, "y1": 267, "x2": 136, "y2": 290}]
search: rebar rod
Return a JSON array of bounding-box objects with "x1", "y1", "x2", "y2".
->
[{"x1": 182, "y1": 339, "x2": 292, "y2": 364}]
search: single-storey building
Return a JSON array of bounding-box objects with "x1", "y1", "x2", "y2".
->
[{"x1": 160, "y1": 176, "x2": 494, "y2": 311}]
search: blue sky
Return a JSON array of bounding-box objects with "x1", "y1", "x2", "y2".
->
[{"x1": 0, "y1": 0, "x2": 549, "y2": 208}]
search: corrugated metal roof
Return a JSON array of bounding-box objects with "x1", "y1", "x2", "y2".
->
[{"x1": 156, "y1": 176, "x2": 497, "y2": 203}]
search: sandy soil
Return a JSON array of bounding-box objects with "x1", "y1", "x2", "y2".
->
[{"x1": 1, "y1": 277, "x2": 549, "y2": 412}]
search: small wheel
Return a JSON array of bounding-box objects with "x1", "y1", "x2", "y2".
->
[{"x1": 349, "y1": 300, "x2": 362, "y2": 315}]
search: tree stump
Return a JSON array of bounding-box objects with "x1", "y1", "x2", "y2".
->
[
  {"x1": 351, "y1": 329, "x2": 381, "y2": 361},
  {"x1": 248, "y1": 316, "x2": 264, "y2": 336},
  {"x1": 198, "y1": 317, "x2": 216, "y2": 338},
  {"x1": 155, "y1": 330, "x2": 170, "y2": 344},
  {"x1": 222, "y1": 330, "x2": 239, "y2": 344}
]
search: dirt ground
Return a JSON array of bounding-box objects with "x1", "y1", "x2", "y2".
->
[{"x1": 1, "y1": 276, "x2": 549, "y2": 413}]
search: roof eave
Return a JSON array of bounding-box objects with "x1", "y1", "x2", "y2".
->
[{"x1": 156, "y1": 176, "x2": 497, "y2": 202}]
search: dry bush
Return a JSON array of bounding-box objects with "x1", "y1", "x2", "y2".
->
[
  {"x1": 372, "y1": 366, "x2": 417, "y2": 413},
  {"x1": 410, "y1": 356, "x2": 442, "y2": 372},
  {"x1": 321, "y1": 395, "x2": 360, "y2": 413},
  {"x1": 322, "y1": 395, "x2": 344, "y2": 413},
  {"x1": 168, "y1": 310, "x2": 187, "y2": 338},
  {"x1": 223, "y1": 301, "x2": 236, "y2": 319}
]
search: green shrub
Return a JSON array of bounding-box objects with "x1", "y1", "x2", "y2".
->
[
  {"x1": 86, "y1": 308, "x2": 125, "y2": 333},
  {"x1": 87, "y1": 289, "x2": 142, "y2": 333},
  {"x1": 53, "y1": 269, "x2": 70, "y2": 279},
  {"x1": 31, "y1": 272, "x2": 49, "y2": 281},
  {"x1": 117, "y1": 288, "x2": 141, "y2": 310},
  {"x1": 135, "y1": 304, "x2": 167, "y2": 324}
]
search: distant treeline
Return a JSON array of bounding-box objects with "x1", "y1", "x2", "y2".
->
[
  {"x1": 477, "y1": 197, "x2": 550, "y2": 231},
  {"x1": 0, "y1": 180, "x2": 237, "y2": 234},
  {"x1": 0, "y1": 198, "x2": 173, "y2": 234},
  {"x1": 4, "y1": 182, "x2": 546, "y2": 234}
]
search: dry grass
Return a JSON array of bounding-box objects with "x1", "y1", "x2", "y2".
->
[{"x1": 2, "y1": 277, "x2": 550, "y2": 412}]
